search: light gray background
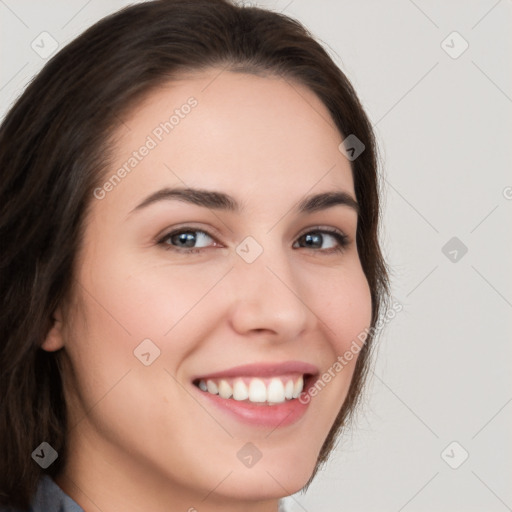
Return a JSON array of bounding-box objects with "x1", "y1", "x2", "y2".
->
[{"x1": 1, "y1": 1, "x2": 511, "y2": 511}]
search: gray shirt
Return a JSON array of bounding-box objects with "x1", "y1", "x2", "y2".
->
[{"x1": 0, "y1": 475, "x2": 84, "y2": 512}]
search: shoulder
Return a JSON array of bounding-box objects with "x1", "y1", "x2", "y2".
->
[{"x1": 0, "y1": 475, "x2": 84, "y2": 512}]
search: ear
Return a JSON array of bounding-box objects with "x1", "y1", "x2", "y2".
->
[{"x1": 41, "y1": 307, "x2": 65, "y2": 352}]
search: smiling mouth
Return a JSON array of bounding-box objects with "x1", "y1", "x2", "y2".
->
[{"x1": 192, "y1": 373, "x2": 314, "y2": 405}]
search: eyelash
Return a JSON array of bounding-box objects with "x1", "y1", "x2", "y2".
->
[{"x1": 156, "y1": 226, "x2": 350, "y2": 255}]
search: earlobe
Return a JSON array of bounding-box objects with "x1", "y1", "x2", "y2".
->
[{"x1": 41, "y1": 308, "x2": 65, "y2": 352}]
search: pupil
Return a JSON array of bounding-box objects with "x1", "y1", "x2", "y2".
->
[
  {"x1": 305, "y1": 233, "x2": 321, "y2": 247},
  {"x1": 176, "y1": 232, "x2": 195, "y2": 247}
]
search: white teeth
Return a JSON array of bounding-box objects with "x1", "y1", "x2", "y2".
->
[
  {"x1": 197, "y1": 375, "x2": 306, "y2": 403},
  {"x1": 248, "y1": 378, "x2": 267, "y2": 402},
  {"x1": 267, "y1": 378, "x2": 285, "y2": 403},
  {"x1": 218, "y1": 379, "x2": 233, "y2": 399},
  {"x1": 284, "y1": 379, "x2": 294, "y2": 400},
  {"x1": 232, "y1": 379, "x2": 249, "y2": 401},
  {"x1": 206, "y1": 379, "x2": 218, "y2": 394},
  {"x1": 292, "y1": 375, "x2": 303, "y2": 398}
]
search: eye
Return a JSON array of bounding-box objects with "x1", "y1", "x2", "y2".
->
[
  {"x1": 158, "y1": 228, "x2": 218, "y2": 254},
  {"x1": 293, "y1": 228, "x2": 349, "y2": 254},
  {"x1": 157, "y1": 226, "x2": 350, "y2": 254}
]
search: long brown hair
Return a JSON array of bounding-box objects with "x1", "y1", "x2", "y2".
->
[{"x1": 0, "y1": 0, "x2": 389, "y2": 506}]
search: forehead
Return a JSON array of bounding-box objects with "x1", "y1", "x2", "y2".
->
[{"x1": 103, "y1": 70, "x2": 355, "y2": 214}]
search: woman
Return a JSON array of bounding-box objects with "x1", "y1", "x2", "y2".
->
[{"x1": 0, "y1": 0, "x2": 389, "y2": 510}]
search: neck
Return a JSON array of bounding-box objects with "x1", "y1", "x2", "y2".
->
[{"x1": 54, "y1": 427, "x2": 282, "y2": 512}]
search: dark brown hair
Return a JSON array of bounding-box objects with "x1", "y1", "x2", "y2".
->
[{"x1": 0, "y1": 0, "x2": 389, "y2": 506}]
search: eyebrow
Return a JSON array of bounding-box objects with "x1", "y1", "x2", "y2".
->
[{"x1": 128, "y1": 186, "x2": 359, "y2": 216}]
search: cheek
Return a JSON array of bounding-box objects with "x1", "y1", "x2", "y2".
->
[
  {"x1": 66, "y1": 252, "x2": 233, "y2": 395},
  {"x1": 291, "y1": 262, "x2": 371, "y2": 421},
  {"x1": 62, "y1": 257, "x2": 220, "y2": 445},
  {"x1": 313, "y1": 264, "x2": 373, "y2": 356},
  {"x1": 76, "y1": 240, "x2": 229, "y2": 336},
  {"x1": 118, "y1": 260, "x2": 233, "y2": 341}
]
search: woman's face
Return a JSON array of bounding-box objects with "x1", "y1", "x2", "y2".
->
[{"x1": 46, "y1": 70, "x2": 372, "y2": 510}]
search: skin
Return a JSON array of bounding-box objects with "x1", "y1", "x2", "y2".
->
[{"x1": 42, "y1": 69, "x2": 372, "y2": 512}]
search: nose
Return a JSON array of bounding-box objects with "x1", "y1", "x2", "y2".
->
[{"x1": 227, "y1": 245, "x2": 317, "y2": 342}]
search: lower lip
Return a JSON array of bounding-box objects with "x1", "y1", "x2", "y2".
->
[{"x1": 193, "y1": 381, "x2": 312, "y2": 428}]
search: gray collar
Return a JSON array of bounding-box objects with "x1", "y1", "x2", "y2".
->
[{"x1": 30, "y1": 475, "x2": 84, "y2": 512}]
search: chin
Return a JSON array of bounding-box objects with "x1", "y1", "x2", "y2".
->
[{"x1": 213, "y1": 442, "x2": 321, "y2": 501}]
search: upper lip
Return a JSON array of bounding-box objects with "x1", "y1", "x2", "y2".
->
[{"x1": 192, "y1": 361, "x2": 319, "y2": 381}]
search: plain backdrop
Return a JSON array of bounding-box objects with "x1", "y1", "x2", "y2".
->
[{"x1": 1, "y1": 1, "x2": 511, "y2": 511}]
